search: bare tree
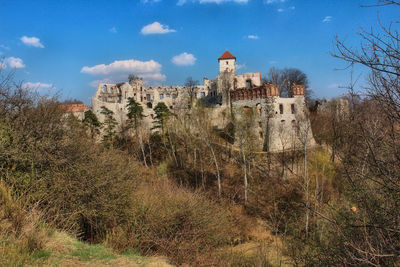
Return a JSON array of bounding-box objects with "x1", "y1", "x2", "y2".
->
[{"x1": 185, "y1": 77, "x2": 199, "y2": 109}]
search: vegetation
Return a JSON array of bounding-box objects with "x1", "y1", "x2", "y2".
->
[{"x1": 1, "y1": 1, "x2": 399, "y2": 266}]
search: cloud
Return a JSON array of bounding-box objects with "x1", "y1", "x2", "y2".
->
[
  {"x1": 20, "y1": 36, "x2": 44, "y2": 48},
  {"x1": 289, "y1": 5, "x2": 295, "y2": 9},
  {"x1": 109, "y1": 27, "x2": 117, "y2": 33},
  {"x1": 322, "y1": 16, "x2": 332, "y2": 23},
  {"x1": 141, "y1": 22, "x2": 176, "y2": 35},
  {"x1": 177, "y1": 0, "x2": 248, "y2": 5},
  {"x1": 81, "y1": 59, "x2": 165, "y2": 82},
  {"x1": 22, "y1": 82, "x2": 54, "y2": 91},
  {"x1": 141, "y1": 0, "x2": 161, "y2": 3},
  {"x1": 236, "y1": 63, "x2": 246, "y2": 70},
  {"x1": 89, "y1": 79, "x2": 113, "y2": 88},
  {"x1": 0, "y1": 44, "x2": 10, "y2": 50},
  {"x1": 265, "y1": 0, "x2": 286, "y2": 4},
  {"x1": 269, "y1": 60, "x2": 277, "y2": 64},
  {"x1": 277, "y1": 8, "x2": 284, "y2": 12},
  {"x1": 247, "y1": 35, "x2": 259, "y2": 40},
  {"x1": 171, "y1": 52, "x2": 197, "y2": 66},
  {"x1": 5, "y1": 57, "x2": 25, "y2": 68},
  {"x1": 328, "y1": 83, "x2": 339, "y2": 89}
]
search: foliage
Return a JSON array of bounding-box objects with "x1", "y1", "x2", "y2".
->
[
  {"x1": 126, "y1": 97, "x2": 144, "y2": 131},
  {"x1": 83, "y1": 109, "x2": 101, "y2": 138},
  {"x1": 100, "y1": 106, "x2": 117, "y2": 146},
  {"x1": 151, "y1": 102, "x2": 170, "y2": 134}
]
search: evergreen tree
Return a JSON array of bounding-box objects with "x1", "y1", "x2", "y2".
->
[
  {"x1": 82, "y1": 109, "x2": 101, "y2": 138},
  {"x1": 152, "y1": 102, "x2": 171, "y2": 134},
  {"x1": 100, "y1": 106, "x2": 117, "y2": 147},
  {"x1": 126, "y1": 97, "x2": 144, "y2": 132}
]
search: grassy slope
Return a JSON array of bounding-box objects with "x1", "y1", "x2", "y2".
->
[{"x1": 24, "y1": 231, "x2": 172, "y2": 267}]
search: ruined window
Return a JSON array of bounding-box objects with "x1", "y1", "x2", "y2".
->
[
  {"x1": 172, "y1": 94, "x2": 177, "y2": 99},
  {"x1": 118, "y1": 96, "x2": 122, "y2": 103},
  {"x1": 201, "y1": 92, "x2": 205, "y2": 98},
  {"x1": 256, "y1": 104, "x2": 262, "y2": 116},
  {"x1": 246, "y1": 79, "x2": 252, "y2": 89},
  {"x1": 170, "y1": 106, "x2": 173, "y2": 109},
  {"x1": 193, "y1": 93, "x2": 197, "y2": 98},
  {"x1": 160, "y1": 94, "x2": 164, "y2": 100},
  {"x1": 291, "y1": 104, "x2": 295, "y2": 114},
  {"x1": 258, "y1": 121, "x2": 262, "y2": 128},
  {"x1": 147, "y1": 102, "x2": 152, "y2": 109},
  {"x1": 166, "y1": 93, "x2": 170, "y2": 98},
  {"x1": 103, "y1": 85, "x2": 107, "y2": 93},
  {"x1": 279, "y1": 104, "x2": 283, "y2": 114},
  {"x1": 110, "y1": 88, "x2": 113, "y2": 94},
  {"x1": 259, "y1": 131, "x2": 263, "y2": 138},
  {"x1": 103, "y1": 97, "x2": 107, "y2": 102},
  {"x1": 146, "y1": 94, "x2": 151, "y2": 101}
]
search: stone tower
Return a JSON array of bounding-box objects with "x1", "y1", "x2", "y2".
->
[{"x1": 218, "y1": 50, "x2": 236, "y2": 74}]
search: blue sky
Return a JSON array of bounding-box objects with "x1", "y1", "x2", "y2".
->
[{"x1": 0, "y1": 0, "x2": 398, "y2": 104}]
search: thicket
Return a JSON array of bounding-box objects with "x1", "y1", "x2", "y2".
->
[{"x1": 0, "y1": 70, "x2": 252, "y2": 265}]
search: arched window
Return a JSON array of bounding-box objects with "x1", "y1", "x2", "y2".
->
[{"x1": 256, "y1": 104, "x2": 262, "y2": 116}]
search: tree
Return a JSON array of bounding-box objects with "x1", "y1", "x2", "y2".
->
[
  {"x1": 264, "y1": 67, "x2": 312, "y2": 104},
  {"x1": 295, "y1": 2, "x2": 400, "y2": 265},
  {"x1": 233, "y1": 106, "x2": 257, "y2": 205},
  {"x1": 128, "y1": 74, "x2": 142, "y2": 84},
  {"x1": 185, "y1": 77, "x2": 199, "y2": 109},
  {"x1": 152, "y1": 102, "x2": 171, "y2": 134},
  {"x1": 83, "y1": 109, "x2": 101, "y2": 139},
  {"x1": 126, "y1": 97, "x2": 144, "y2": 131},
  {"x1": 219, "y1": 71, "x2": 234, "y2": 110},
  {"x1": 100, "y1": 106, "x2": 117, "y2": 147},
  {"x1": 126, "y1": 97, "x2": 148, "y2": 167}
]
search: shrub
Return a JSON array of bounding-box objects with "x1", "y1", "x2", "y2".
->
[{"x1": 107, "y1": 181, "x2": 248, "y2": 265}]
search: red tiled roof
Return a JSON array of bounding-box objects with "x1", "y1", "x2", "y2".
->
[
  {"x1": 60, "y1": 104, "x2": 89, "y2": 113},
  {"x1": 218, "y1": 51, "x2": 236, "y2": 60}
]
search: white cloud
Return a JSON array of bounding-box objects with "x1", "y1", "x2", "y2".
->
[
  {"x1": 138, "y1": 73, "x2": 166, "y2": 81},
  {"x1": 247, "y1": 35, "x2": 259, "y2": 40},
  {"x1": 20, "y1": 36, "x2": 44, "y2": 48},
  {"x1": 141, "y1": 0, "x2": 161, "y2": 3},
  {"x1": 89, "y1": 79, "x2": 113, "y2": 88},
  {"x1": 178, "y1": 0, "x2": 247, "y2": 5},
  {"x1": 328, "y1": 83, "x2": 339, "y2": 89},
  {"x1": 22, "y1": 82, "x2": 54, "y2": 91},
  {"x1": 322, "y1": 16, "x2": 332, "y2": 23},
  {"x1": 0, "y1": 44, "x2": 10, "y2": 50},
  {"x1": 236, "y1": 63, "x2": 246, "y2": 70},
  {"x1": 269, "y1": 60, "x2": 277, "y2": 64},
  {"x1": 141, "y1": 22, "x2": 176, "y2": 35},
  {"x1": 289, "y1": 6, "x2": 295, "y2": 9},
  {"x1": 265, "y1": 0, "x2": 286, "y2": 4},
  {"x1": 81, "y1": 59, "x2": 161, "y2": 75},
  {"x1": 171, "y1": 52, "x2": 197, "y2": 66},
  {"x1": 5, "y1": 57, "x2": 25, "y2": 68},
  {"x1": 81, "y1": 59, "x2": 165, "y2": 83},
  {"x1": 277, "y1": 8, "x2": 284, "y2": 12},
  {"x1": 109, "y1": 27, "x2": 117, "y2": 33}
]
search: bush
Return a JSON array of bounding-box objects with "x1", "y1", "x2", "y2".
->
[
  {"x1": 0, "y1": 181, "x2": 50, "y2": 266},
  {"x1": 107, "y1": 181, "x2": 248, "y2": 265}
]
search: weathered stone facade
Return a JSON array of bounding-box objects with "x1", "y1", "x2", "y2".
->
[{"x1": 91, "y1": 50, "x2": 315, "y2": 152}]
